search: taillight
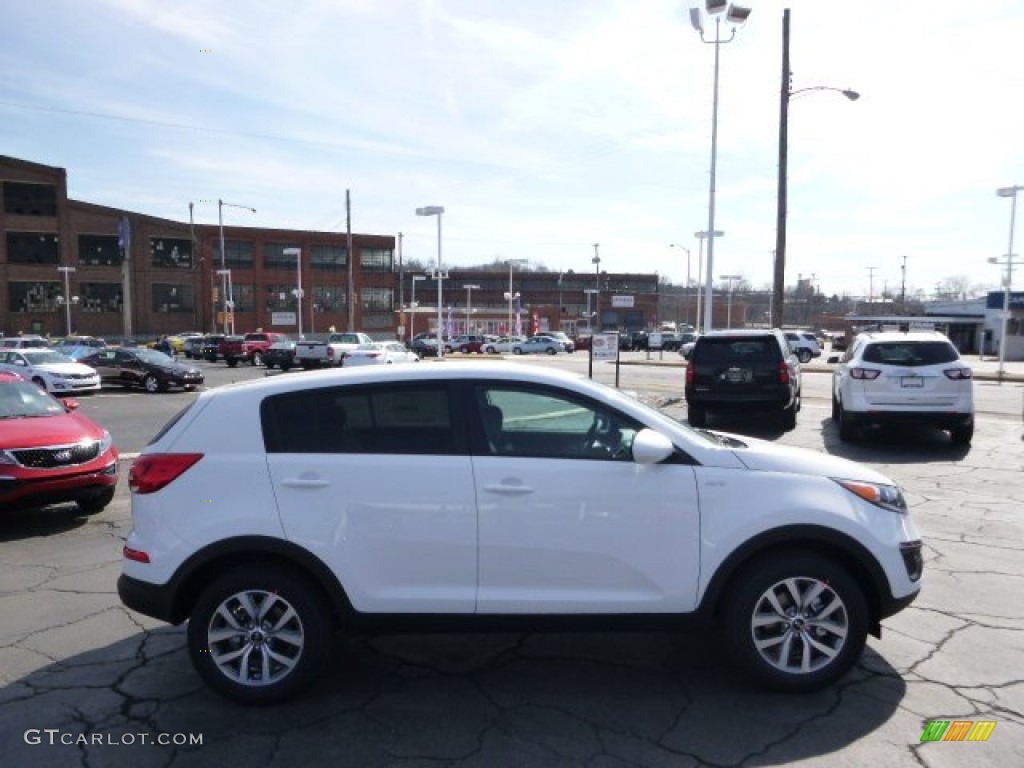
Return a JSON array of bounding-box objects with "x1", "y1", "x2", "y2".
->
[
  {"x1": 943, "y1": 368, "x2": 972, "y2": 380},
  {"x1": 129, "y1": 453, "x2": 203, "y2": 494},
  {"x1": 685, "y1": 362, "x2": 695, "y2": 386},
  {"x1": 779, "y1": 362, "x2": 790, "y2": 385},
  {"x1": 327, "y1": 348, "x2": 335, "y2": 359},
  {"x1": 850, "y1": 367, "x2": 881, "y2": 380}
]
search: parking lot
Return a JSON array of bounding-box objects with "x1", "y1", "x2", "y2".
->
[{"x1": 1, "y1": 353, "x2": 1021, "y2": 767}]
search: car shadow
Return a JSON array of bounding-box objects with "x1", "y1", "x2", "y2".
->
[
  {"x1": 695, "y1": 411, "x2": 790, "y2": 440},
  {"x1": 0, "y1": 502, "x2": 88, "y2": 541},
  {"x1": 2, "y1": 627, "x2": 906, "y2": 767},
  {"x1": 819, "y1": 418, "x2": 972, "y2": 463}
]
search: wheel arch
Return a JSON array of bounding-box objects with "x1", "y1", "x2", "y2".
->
[
  {"x1": 165, "y1": 536, "x2": 354, "y2": 627},
  {"x1": 699, "y1": 525, "x2": 890, "y2": 637}
]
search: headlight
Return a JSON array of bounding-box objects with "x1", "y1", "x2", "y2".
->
[
  {"x1": 98, "y1": 430, "x2": 113, "y2": 455},
  {"x1": 834, "y1": 478, "x2": 907, "y2": 514}
]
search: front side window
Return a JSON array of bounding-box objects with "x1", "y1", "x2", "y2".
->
[
  {"x1": 475, "y1": 385, "x2": 639, "y2": 461},
  {"x1": 262, "y1": 384, "x2": 455, "y2": 455}
]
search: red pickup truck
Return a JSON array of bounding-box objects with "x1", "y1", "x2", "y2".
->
[{"x1": 241, "y1": 332, "x2": 290, "y2": 366}]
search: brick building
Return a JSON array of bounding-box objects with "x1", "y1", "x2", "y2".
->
[{"x1": 1, "y1": 155, "x2": 663, "y2": 339}]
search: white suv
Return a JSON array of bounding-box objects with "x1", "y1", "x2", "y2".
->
[
  {"x1": 784, "y1": 331, "x2": 822, "y2": 363},
  {"x1": 119, "y1": 363, "x2": 922, "y2": 704},
  {"x1": 832, "y1": 331, "x2": 974, "y2": 444}
]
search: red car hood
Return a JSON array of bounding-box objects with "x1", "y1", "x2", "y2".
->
[{"x1": 0, "y1": 411, "x2": 107, "y2": 449}]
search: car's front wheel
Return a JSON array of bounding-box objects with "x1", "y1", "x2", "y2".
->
[
  {"x1": 724, "y1": 552, "x2": 869, "y2": 692},
  {"x1": 546, "y1": 347, "x2": 557, "y2": 355},
  {"x1": 252, "y1": 351, "x2": 265, "y2": 367},
  {"x1": 143, "y1": 374, "x2": 162, "y2": 394},
  {"x1": 187, "y1": 565, "x2": 331, "y2": 705},
  {"x1": 798, "y1": 349, "x2": 812, "y2": 363},
  {"x1": 513, "y1": 347, "x2": 523, "y2": 355}
]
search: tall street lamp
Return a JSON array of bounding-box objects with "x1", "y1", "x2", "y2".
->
[
  {"x1": 592, "y1": 244, "x2": 601, "y2": 332},
  {"x1": 415, "y1": 206, "x2": 446, "y2": 357},
  {"x1": 694, "y1": 229, "x2": 723, "y2": 332},
  {"x1": 991, "y1": 185, "x2": 1023, "y2": 381},
  {"x1": 773, "y1": 8, "x2": 859, "y2": 327},
  {"x1": 690, "y1": 1, "x2": 751, "y2": 333},
  {"x1": 505, "y1": 258, "x2": 527, "y2": 335},
  {"x1": 216, "y1": 269, "x2": 233, "y2": 333},
  {"x1": 720, "y1": 274, "x2": 741, "y2": 328},
  {"x1": 670, "y1": 244, "x2": 692, "y2": 326},
  {"x1": 462, "y1": 284, "x2": 480, "y2": 334},
  {"x1": 283, "y1": 247, "x2": 303, "y2": 338},
  {"x1": 410, "y1": 274, "x2": 427, "y2": 340},
  {"x1": 56, "y1": 266, "x2": 77, "y2": 336},
  {"x1": 218, "y1": 199, "x2": 256, "y2": 334}
]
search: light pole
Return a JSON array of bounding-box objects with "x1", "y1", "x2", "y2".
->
[
  {"x1": 283, "y1": 247, "x2": 303, "y2": 338},
  {"x1": 991, "y1": 185, "x2": 1023, "y2": 381},
  {"x1": 583, "y1": 289, "x2": 599, "y2": 333},
  {"x1": 56, "y1": 266, "x2": 77, "y2": 336},
  {"x1": 216, "y1": 269, "x2": 233, "y2": 333},
  {"x1": 592, "y1": 244, "x2": 601, "y2": 332},
  {"x1": 720, "y1": 274, "x2": 741, "y2": 328},
  {"x1": 690, "y1": 1, "x2": 751, "y2": 333},
  {"x1": 505, "y1": 258, "x2": 527, "y2": 335},
  {"x1": 462, "y1": 284, "x2": 480, "y2": 334},
  {"x1": 416, "y1": 206, "x2": 446, "y2": 357},
  {"x1": 773, "y1": 8, "x2": 859, "y2": 327},
  {"x1": 670, "y1": 244, "x2": 692, "y2": 326},
  {"x1": 410, "y1": 274, "x2": 427, "y2": 340},
  {"x1": 218, "y1": 199, "x2": 256, "y2": 334},
  {"x1": 694, "y1": 229, "x2": 723, "y2": 332}
]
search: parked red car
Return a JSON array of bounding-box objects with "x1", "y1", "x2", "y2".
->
[
  {"x1": 242, "y1": 332, "x2": 290, "y2": 366},
  {"x1": 0, "y1": 371, "x2": 119, "y2": 514}
]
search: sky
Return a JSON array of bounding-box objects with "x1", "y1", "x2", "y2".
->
[{"x1": 2, "y1": 0, "x2": 1023, "y2": 301}]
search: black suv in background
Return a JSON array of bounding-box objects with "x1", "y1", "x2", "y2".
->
[{"x1": 684, "y1": 329, "x2": 801, "y2": 430}]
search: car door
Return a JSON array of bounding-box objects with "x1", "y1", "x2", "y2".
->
[
  {"x1": 468, "y1": 382, "x2": 701, "y2": 614},
  {"x1": 265, "y1": 381, "x2": 478, "y2": 613}
]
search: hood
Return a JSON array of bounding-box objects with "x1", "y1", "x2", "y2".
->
[
  {"x1": 718, "y1": 431, "x2": 896, "y2": 486},
  {"x1": 0, "y1": 411, "x2": 108, "y2": 450}
]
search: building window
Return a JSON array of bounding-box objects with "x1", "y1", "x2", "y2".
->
[
  {"x1": 230, "y1": 283, "x2": 255, "y2": 312},
  {"x1": 360, "y1": 286, "x2": 393, "y2": 312},
  {"x1": 3, "y1": 182, "x2": 58, "y2": 216},
  {"x1": 81, "y1": 282, "x2": 122, "y2": 313},
  {"x1": 263, "y1": 243, "x2": 302, "y2": 270},
  {"x1": 152, "y1": 284, "x2": 194, "y2": 313},
  {"x1": 312, "y1": 285, "x2": 344, "y2": 312},
  {"x1": 223, "y1": 240, "x2": 254, "y2": 267},
  {"x1": 311, "y1": 244, "x2": 347, "y2": 270},
  {"x1": 150, "y1": 237, "x2": 194, "y2": 269},
  {"x1": 9, "y1": 281, "x2": 62, "y2": 312},
  {"x1": 6, "y1": 232, "x2": 60, "y2": 264},
  {"x1": 361, "y1": 248, "x2": 393, "y2": 272},
  {"x1": 265, "y1": 284, "x2": 294, "y2": 312},
  {"x1": 78, "y1": 235, "x2": 122, "y2": 266}
]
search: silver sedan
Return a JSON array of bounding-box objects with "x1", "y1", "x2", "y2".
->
[{"x1": 342, "y1": 342, "x2": 421, "y2": 366}]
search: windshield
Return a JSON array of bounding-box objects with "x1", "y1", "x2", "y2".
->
[
  {"x1": 0, "y1": 381, "x2": 65, "y2": 418},
  {"x1": 133, "y1": 348, "x2": 176, "y2": 364}
]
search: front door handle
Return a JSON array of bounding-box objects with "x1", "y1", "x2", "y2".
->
[
  {"x1": 483, "y1": 483, "x2": 534, "y2": 495},
  {"x1": 281, "y1": 478, "x2": 330, "y2": 489}
]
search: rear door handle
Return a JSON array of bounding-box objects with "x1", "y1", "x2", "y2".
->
[
  {"x1": 281, "y1": 478, "x2": 330, "y2": 489},
  {"x1": 483, "y1": 484, "x2": 534, "y2": 495}
]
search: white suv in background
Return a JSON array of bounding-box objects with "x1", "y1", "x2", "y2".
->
[
  {"x1": 784, "y1": 331, "x2": 822, "y2": 363},
  {"x1": 832, "y1": 331, "x2": 974, "y2": 444}
]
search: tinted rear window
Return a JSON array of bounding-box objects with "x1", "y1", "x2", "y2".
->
[
  {"x1": 694, "y1": 337, "x2": 778, "y2": 363},
  {"x1": 861, "y1": 341, "x2": 959, "y2": 366}
]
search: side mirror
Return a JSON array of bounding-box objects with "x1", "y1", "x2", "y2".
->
[
  {"x1": 63, "y1": 398, "x2": 80, "y2": 412},
  {"x1": 632, "y1": 428, "x2": 675, "y2": 465}
]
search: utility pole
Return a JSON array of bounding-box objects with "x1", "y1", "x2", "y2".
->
[
  {"x1": 346, "y1": 189, "x2": 354, "y2": 331},
  {"x1": 900, "y1": 255, "x2": 908, "y2": 313},
  {"x1": 867, "y1": 266, "x2": 877, "y2": 305},
  {"x1": 397, "y1": 231, "x2": 404, "y2": 340},
  {"x1": 772, "y1": 7, "x2": 791, "y2": 328}
]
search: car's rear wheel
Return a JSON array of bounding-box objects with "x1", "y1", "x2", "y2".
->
[
  {"x1": 143, "y1": 374, "x2": 162, "y2": 394},
  {"x1": 513, "y1": 347, "x2": 523, "y2": 355},
  {"x1": 831, "y1": 393, "x2": 839, "y2": 421},
  {"x1": 226, "y1": 359, "x2": 238, "y2": 368},
  {"x1": 252, "y1": 351, "x2": 265, "y2": 367},
  {"x1": 837, "y1": 402, "x2": 858, "y2": 441},
  {"x1": 187, "y1": 565, "x2": 331, "y2": 706},
  {"x1": 723, "y1": 552, "x2": 869, "y2": 692},
  {"x1": 798, "y1": 349, "x2": 812, "y2": 363},
  {"x1": 76, "y1": 487, "x2": 115, "y2": 515},
  {"x1": 781, "y1": 401, "x2": 798, "y2": 431},
  {"x1": 950, "y1": 419, "x2": 974, "y2": 446},
  {"x1": 546, "y1": 347, "x2": 557, "y2": 355}
]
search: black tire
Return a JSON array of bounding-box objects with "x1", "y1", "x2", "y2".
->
[
  {"x1": 513, "y1": 347, "x2": 523, "y2": 355},
  {"x1": 281, "y1": 362, "x2": 292, "y2": 372},
  {"x1": 485, "y1": 346, "x2": 497, "y2": 354},
  {"x1": 798, "y1": 349, "x2": 812, "y2": 364},
  {"x1": 687, "y1": 405, "x2": 707, "y2": 428},
  {"x1": 546, "y1": 347, "x2": 557, "y2": 355},
  {"x1": 950, "y1": 420, "x2": 974, "y2": 446},
  {"x1": 781, "y1": 402, "x2": 797, "y2": 431},
  {"x1": 831, "y1": 392, "x2": 839, "y2": 421},
  {"x1": 143, "y1": 374, "x2": 162, "y2": 394},
  {"x1": 265, "y1": 360, "x2": 276, "y2": 370},
  {"x1": 252, "y1": 351, "x2": 265, "y2": 367},
  {"x1": 76, "y1": 487, "x2": 115, "y2": 515},
  {"x1": 723, "y1": 552, "x2": 869, "y2": 692},
  {"x1": 838, "y1": 405, "x2": 858, "y2": 442},
  {"x1": 226, "y1": 358, "x2": 239, "y2": 368},
  {"x1": 186, "y1": 565, "x2": 331, "y2": 706}
]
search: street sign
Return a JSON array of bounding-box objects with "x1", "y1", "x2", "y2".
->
[{"x1": 592, "y1": 333, "x2": 619, "y2": 360}]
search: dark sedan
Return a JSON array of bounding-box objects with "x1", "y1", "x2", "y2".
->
[{"x1": 79, "y1": 348, "x2": 204, "y2": 393}]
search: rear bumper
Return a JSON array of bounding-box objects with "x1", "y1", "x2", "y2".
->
[{"x1": 844, "y1": 409, "x2": 973, "y2": 429}]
